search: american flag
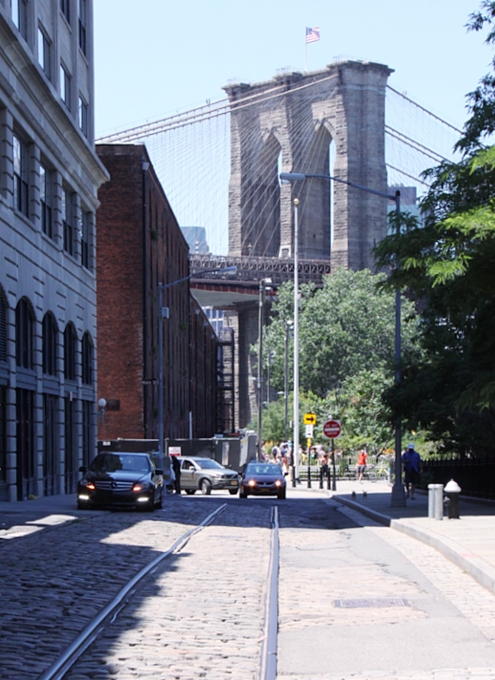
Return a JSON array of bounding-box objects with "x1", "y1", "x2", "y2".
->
[{"x1": 306, "y1": 27, "x2": 320, "y2": 44}]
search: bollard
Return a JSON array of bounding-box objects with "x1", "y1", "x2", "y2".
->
[
  {"x1": 444, "y1": 479, "x2": 461, "y2": 519},
  {"x1": 428, "y1": 484, "x2": 444, "y2": 520}
]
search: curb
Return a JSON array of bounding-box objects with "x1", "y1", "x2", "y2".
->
[{"x1": 333, "y1": 494, "x2": 495, "y2": 596}]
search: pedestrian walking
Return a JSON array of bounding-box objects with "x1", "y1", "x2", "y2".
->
[
  {"x1": 402, "y1": 442, "x2": 422, "y2": 499},
  {"x1": 356, "y1": 448, "x2": 367, "y2": 483},
  {"x1": 171, "y1": 454, "x2": 181, "y2": 495},
  {"x1": 319, "y1": 450, "x2": 330, "y2": 488}
]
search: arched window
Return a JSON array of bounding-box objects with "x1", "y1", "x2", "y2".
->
[
  {"x1": 42, "y1": 313, "x2": 58, "y2": 376},
  {"x1": 15, "y1": 298, "x2": 34, "y2": 369},
  {"x1": 64, "y1": 322, "x2": 77, "y2": 381},
  {"x1": 0, "y1": 290, "x2": 7, "y2": 363},
  {"x1": 81, "y1": 332, "x2": 93, "y2": 385}
]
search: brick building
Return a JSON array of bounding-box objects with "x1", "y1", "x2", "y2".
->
[
  {"x1": 96, "y1": 144, "x2": 219, "y2": 441},
  {"x1": 0, "y1": 0, "x2": 108, "y2": 501}
]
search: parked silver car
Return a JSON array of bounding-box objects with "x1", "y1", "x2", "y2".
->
[{"x1": 179, "y1": 457, "x2": 239, "y2": 495}]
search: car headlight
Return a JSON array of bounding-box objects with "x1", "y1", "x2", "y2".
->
[
  {"x1": 275, "y1": 480, "x2": 282, "y2": 487},
  {"x1": 132, "y1": 482, "x2": 150, "y2": 493},
  {"x1": 247, "y1": 479, "x2": 257, "y2": 487},
  {"x1": 85, "y1": 482, "x2": 96, "y2": 490}
]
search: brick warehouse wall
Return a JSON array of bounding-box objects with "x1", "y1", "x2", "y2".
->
[{"x1": 96, "y1": 144, "x2": 219, "y2": 441}]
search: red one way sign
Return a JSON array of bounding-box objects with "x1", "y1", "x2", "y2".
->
[{"x1": 323, "y1": 420, "x2": 341, "y2": 438}]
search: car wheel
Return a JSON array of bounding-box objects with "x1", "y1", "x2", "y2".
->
[
  {"x1": 200, "y1": 479, "x2": 212, "y2": 495},
  {"x1": 239, "y1": 489, "x2": 247, "y2": 498},
  {"x1": 185, "y1": 489, "x2": 196, "y2": 495},
  {"x1": 228, "y1": 489, "x2": 238, "y2": 495},
  {"x1": 77, "y1": 501, "x2": 87, "y2": 510},
  {"x1": 277, "y1": 489, "x2": 286, "y2": 500}
]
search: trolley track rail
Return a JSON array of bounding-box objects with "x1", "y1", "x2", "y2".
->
[{"x1": 35, "y1": 501, "x2": 280, "y2": 680}]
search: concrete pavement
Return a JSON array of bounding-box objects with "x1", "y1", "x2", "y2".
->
[{"x1": 301, "y1": 478, "x2": 495, "y2": 596}]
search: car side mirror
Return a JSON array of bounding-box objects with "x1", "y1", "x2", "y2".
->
[
  {"x1": 79, "y1": 466, "x2": 87, "y2": 473},
  {"x1": 284, "y1": 472, "x2": 289, "y2": 476},
  {"x1": 155, "y1": 468, "x2": 163, "y2": 475}
]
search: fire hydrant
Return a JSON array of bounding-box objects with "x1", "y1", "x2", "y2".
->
[{"x1": 444, "y1": 479, "x2": 461, "y2": 519}]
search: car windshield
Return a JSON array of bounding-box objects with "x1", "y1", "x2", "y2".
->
[
  {"x1": 195, "y1": 459, "x2": 224, "y2": 470},
  {"x1": 246, "y1": 464, "x2": 282, "y2": 476},
  {"x1": 89, "y1": 453, "x2": 151, "y2": 473}
]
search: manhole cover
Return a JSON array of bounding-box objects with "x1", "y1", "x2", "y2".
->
[{"x1": 334, "y1": 598, "x2": 410, "y2": 609}]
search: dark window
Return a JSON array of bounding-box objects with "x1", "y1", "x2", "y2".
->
[
  {"x1": 38, "y1": 26, "x2": 51, "y2": 78},
  {"x1": 81, "y1": 332, "x2": 92, "y2": 385},
  {"x1": 0, "y1": 292, "x2": 7, "y2": 363},
  {"x1": 16, "y1": 388, "x2": 35, "y2": 500},
  {"x1": 62, "y1": 188, "x2": 74, "y2": 255},
  {"x1": 60, "y1": 0, "x2": 70, "y2": 22},
  {"x1": 80, "y1": 209, "x2": 90, "y2": 269},
  {"x1": 42, "y1": 313, "x2": 57, "y2": 376},
  {"x1": 82, "y1": 400, "x2": 92, "y2": 468},
  {"x1": 0, "y1": 385, "x2": 6, "y2": 483},
  {"x1": 64, "y1": 323, "x2": 77, "y2": 381},
  {"x1": 43, "y1": 393, "x2": 58, "y2": 496},
  {"x1": 11, "y1": 0, "x2": 27, "y2": 39},
  {"x1": 40, "y1": 164, "x2": 53, "y2": 238},
  {"x1": 64, "y1": 395, "x2": 77, "y2": 493},
  {"x1": 13, "y1": 134, "x2": 28, "y2": 216},
  {"x1": 15, "y1": 298, "x2": 33, "y2": 369},
  {"x1": 60, "y1": 64, "x2": 71, "y2": 110},
  {"x1": 78, "y1": 0, "x2": 87, "y2": 55},
  {"x1": 78, "y1": 96, "x2": 88, "y2": 137}
]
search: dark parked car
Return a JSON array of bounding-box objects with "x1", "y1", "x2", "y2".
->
[
  {"x1": 77, "y1": 452, "x2": 164, "y2": 510},
  {"x1": 239, "y1": 462, "x2": 287, "y2": 499},
  {"x1": 179, "y1": 457, "x2": 239, "y2": 495}
]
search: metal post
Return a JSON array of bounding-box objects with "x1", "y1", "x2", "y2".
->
[
  {"x1": 390, "y1": 191, "x2": 406, "y2": 507},
  {"x1": 158, "y1": 283, "x2": 165, "y2": 466},
  {"x1": 257, "y1": 279, "x2": 264, "y2": 461},
  {"x1": 284, "y1": 322, "x2": 289, "y2": 442},
  {"x1": 331, "y1": 438, "x2": 336, "y2": 491},
  {"x1": 293, "y1": 199, "x2": 300, "y2": 485}
]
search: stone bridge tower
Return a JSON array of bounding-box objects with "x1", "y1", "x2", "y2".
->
[
  {"x1": 224, "y1": 60, "x2": 393, "y2": 270},
  {"x1": 222, "y1": 60, "x2": 393, "y2": 429}
]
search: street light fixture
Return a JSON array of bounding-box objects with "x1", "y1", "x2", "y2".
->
[
  {"x1": 280, "y1": 171, "x2": 405, "y2": 507},
  {"x1": 157, "y1": 265, "x2": 237, "y2": 468}
]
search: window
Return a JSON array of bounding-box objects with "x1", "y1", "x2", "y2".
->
[
  {"x1": 80, "y1": 208, "x2": 90, "y2": 269},
  {"x1": 60, "y1": 0, "x2": 70, "y2": 23},
  {"x1": 62, "y1": 187, "x2": 74, "y2": 255},
  {"x1": 40, "y1": 164, "x2": 53, "y2": 238},
  {"x1": 15, "y1": 298, "x2": 33, "y2": 370},
  {"x1": 81, "y1": 332, "x2": 92, "y2": 385},
  {"x1": 60, "y1": 64, "x2": 71, "y2": 110},
  {"x1": 13, "y1": 134, "x2": 28, "y2": 216},
  {"x1": 78, "y1": 96, "x2": 88, "y2": 137},
  {"x1": 38, "y1": 27, "x2": 51, "y2": 79},
  {"x1": 11, "y1": 0, "x2": 27, "y2": 39},
  {"x1": 42, "y1": 313, "x2": 57, "y2": 376},
  {"x1": 64, "y1": 323, "x2": 76, "y2": 381},
  {"x1": 0, "y1": 292, "x2": 6, "y2": 363},
  {"x1": 78, "y1": 0, "x2": 87, "y2": 55}
]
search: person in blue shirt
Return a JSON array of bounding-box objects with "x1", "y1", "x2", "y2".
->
[{"x1": 402, "y1": 443, "x2": 422, "y2": 499}]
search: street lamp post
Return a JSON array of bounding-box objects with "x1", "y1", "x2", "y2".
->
[
  {"x1": 280, "y1": 172, "x2": 405, "y2": 507},
  {"x1": 257, "y1": 278, "x2": 272, "y2": 461},
  {"x1": 293, "y1": 199, "x2": 300, "y2": 487},
  {"x1": 284, "y1": 320, "x2": 293, "y2": 442},
  {"x1": 157, "y1": 265, "x2": 236, "y2": 469}
]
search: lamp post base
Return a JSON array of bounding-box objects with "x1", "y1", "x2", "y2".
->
[{"x1": 391, "y1": 481, "x2": 407, "y2": 507}]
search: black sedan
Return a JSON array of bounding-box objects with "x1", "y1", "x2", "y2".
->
[
  {"x1": 77, "y1": 452, "x2": 164, "y2": 511},
  {"x1": 239, "y1": 462, "x2": 287, "y2": 499}
]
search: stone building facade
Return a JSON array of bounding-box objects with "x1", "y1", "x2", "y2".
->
[
  {"x1": 96, "y1": 144, "x2": 219, "y2": 443},
  {"x1": 0, "y1": 0, "x2": 108, "y2": 501}
]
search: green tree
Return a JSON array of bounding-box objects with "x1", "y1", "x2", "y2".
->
[{"x1": 374, "y1": 1, "x2": 495, "y2": 456}]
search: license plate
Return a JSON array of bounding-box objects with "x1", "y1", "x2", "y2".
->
[{"x1": 231, "y1": 480, "x2": 238, "y2": 486}]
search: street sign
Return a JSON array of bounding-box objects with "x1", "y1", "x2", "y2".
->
[
  {"x1": 305, "y1": 424, "x2": 314, "y2": 438},
  {"x1": 303, "y1": 413, "x2": 317, "y2": 425},
  {"x1": 323, "y1": 419, "x2": 341, "y2": 438}
]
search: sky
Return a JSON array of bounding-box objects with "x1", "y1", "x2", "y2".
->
[{"x1": 94, "y1": 0, "x2": 494, "y2": 139}]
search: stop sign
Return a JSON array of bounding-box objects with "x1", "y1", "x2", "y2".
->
[{"x1": 323, "y1": 420, "x2": 341, "y2": 438}]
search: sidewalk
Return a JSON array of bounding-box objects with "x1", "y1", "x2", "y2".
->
[{"x1": 322, "y1": 478, "x2": 495, "y2": 596}]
